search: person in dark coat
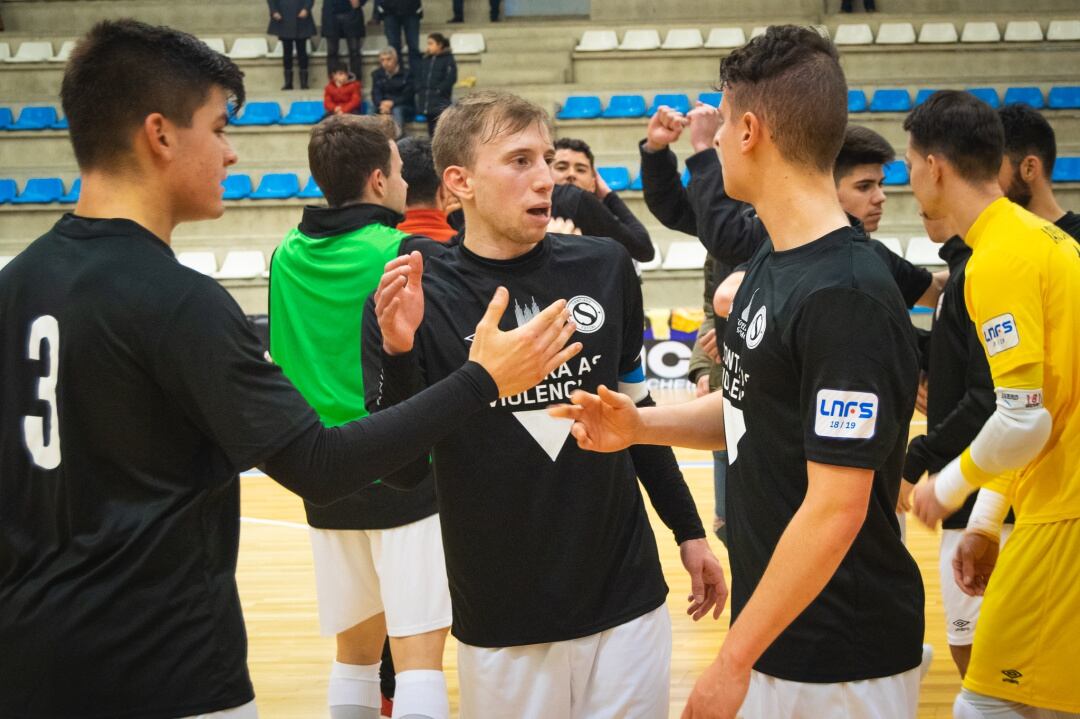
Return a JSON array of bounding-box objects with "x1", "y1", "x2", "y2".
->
[
  {"x1": 370, "y1": 46, "x2": 414, "y2": 135},
  {"x1": 449, "y1": 0, "x2": 500, "y2": 22},
  {"x1": 416, "y1": 32, "x2": 456, "y2": 136},
  {"x1": 322, "y1": 0, "x2": 365, "y2": 80},
  {"x1": 267, "y1": 0, "x2": 316, "y2": 90},
  {"x1": 375, "y1": 0, "x2": 422, "y2": 78}
]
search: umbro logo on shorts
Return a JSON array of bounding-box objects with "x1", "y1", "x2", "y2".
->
[
  {"x1": 952, "y1": 619, "x2": 971, "y2": 631},
  {"x1": 1001, "y1": 669, "x2": 1023, "y2": 685}
]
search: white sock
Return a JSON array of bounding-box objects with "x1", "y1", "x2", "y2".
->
[
  {"x1": 328, "y1": 661, "x2": 382, "y2": 719},
  {"x1": 391, "y1": 670, "x2": 448, "y2": 719}
]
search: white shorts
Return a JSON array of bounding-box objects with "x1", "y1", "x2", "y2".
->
[
  {"x1": 309, "y1": 513, "x2": 452, "y2": 637},
  {"x1": 182, "y1": 700, "x2": 257, "y2": 719},
  {"x1": 738, "y1": 667, "x2": 920, "y2": 719},
  {"x1": 939, "y1": 526, "x2": 1014, "y2": 646},
  {"x1": 457, "y1": 604, "x2": 672, "y2": 719}
]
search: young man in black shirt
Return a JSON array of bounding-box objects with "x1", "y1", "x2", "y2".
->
[
  {"x1": 549, "y1": 136, "x2": 654, "y2": 263},
  {"x1": 553, "y1": 27, "x2": 923, "y2": 719},
  {"x1": 0, "y1": 21, "x2": 580, "y2": 719},
  {"x1": 997, "y1": 103, "x2": 1080, "y2": 240},
  {"x1": 368, "y1": 90, "x2": 727, "y2": 718}
]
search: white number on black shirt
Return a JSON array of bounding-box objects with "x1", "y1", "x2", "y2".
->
[{"x1": 24, "y1": 315, "x2": 62, "y2": 470}]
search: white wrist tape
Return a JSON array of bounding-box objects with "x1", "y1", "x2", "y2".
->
[
  {"x1": 968, "y1": 388, "x2": 1051, "y2": 476},
  {"x1": 934, "y1": 456, "x2": 976, "y2": 511},
  {"x1": 966, "y1": 488, "x2": 1010, "y2": 539}
]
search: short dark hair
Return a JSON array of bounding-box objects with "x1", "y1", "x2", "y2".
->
[
  {"x1": 834, "y1": 125, "x2": 895, "y2": 181},
  {"x1": 308, "y1": 114, "x2": 396, "y2": 208},
  {"x1": 428, "y1": 32, "x2": 450, "y2": 51},
  {"x1": 998, "y1": 104, "x2": 1057, "y2": 179},
  {"x1": 433, "y1": 91, "x2": 551, "y2": 174},
  {"x1": 553, "y1": 138, "x2": 595, "y2": 168},
  {"x1": 61, "y1": 19, "x2": 245, "y2": 171},
  {"x1": 398, "y1": 136, "x2": 440, "y2": 207},
  {"x1": 719, "y1": 25, "x2": 847, "y2": 173},
  {"x1": 330, "y1": 62, "x2": 349, "y2": 76},
  {"x1": 903, "y1": 90, "x2": 1004, "y2": 183}
]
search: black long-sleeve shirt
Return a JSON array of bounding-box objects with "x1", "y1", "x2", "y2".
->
[{"x1": 550, "y1": 183, "x2": 654, "y2": 262}]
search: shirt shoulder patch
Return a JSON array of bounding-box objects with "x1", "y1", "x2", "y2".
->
[
  {"x1": 980, "y1": 313, "x2": 1019, "y2": 356},
  {"x1": 815, "y1": 389, "x2": 878, "y2": 439}
]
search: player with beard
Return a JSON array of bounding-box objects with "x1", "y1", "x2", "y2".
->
[
  {"x1": 997, "y1": 103, "x2": 1080, "y2": 240},
  {"x1": 367, "y1": 90, "x2": 727, "y2": 718}
]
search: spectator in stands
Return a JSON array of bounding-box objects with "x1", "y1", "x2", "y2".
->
[
  {"x1": 397, "y1": 136, "x2": 458, "y2": 242},
  {"x1": 371, "y1": 47, "x2": 414, "y2": 135},
  {"x1": 416, "y1": 32, "x2": 457, "y2": 136},
  {"x1": 840, "y1": 0, "x2": 876, "y2": 11},
  {"x1": 449, "y1": 0, "x2": 501, "y2": 23},
  {"x1": 324, "y1": 63, "x2": 362, "y2": 116},
  {"x1": 550, "y1": 137, "x2": 653, "y2": 262},
  {"x1": 322, "y1": 0, "x2": 366, "y2": 81},
  {"x1": 375, "y1": 0, "x2": 422, "y2": 79},
  {"x1": 998, "y1": 104, "x2": 1080, "y2": 240},
  {"x1": 267, "y1": 0, "x2": 316, "y2": 90}
]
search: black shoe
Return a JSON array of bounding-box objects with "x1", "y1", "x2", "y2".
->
[
  {"x1": 281, "y1": 69, "x2": 294, "y2": 90},
  {"x1": 448, "y1": 17, "x2": 464, "y2": 23},
  {"x1": 299, "y1": 70, "x2": 309, "y2": 90}
]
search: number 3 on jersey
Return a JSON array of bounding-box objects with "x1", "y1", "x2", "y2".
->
[{"x1": 24, "y1": 315, "x2": 62, "y2": 470}]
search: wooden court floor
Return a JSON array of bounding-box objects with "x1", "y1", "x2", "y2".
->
[{"x1": 237, "y1": 418, "x2": 963, "y2": 718}]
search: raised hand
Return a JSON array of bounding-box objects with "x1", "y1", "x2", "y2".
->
[
  {"x1": 548, "y1": 385, "x2": 642, "y2": 453},
  {"x1": 645, "y1": 105, "x2": 690, "y2": 152},
  {"x1": 375, "y1": 252, "x2": 425, "y2": 355},
  {"x1": 687, "y1": 101, "x2": 721, "y2": 153},
  {"x1": 546, "y1": 216, "x2": 582, "y2": 236},
  {"x1": 468, "y1": 288, "x2": 583, "y2": 398}
]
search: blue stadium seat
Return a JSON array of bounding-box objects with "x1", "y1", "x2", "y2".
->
[
  {"x1": 848, "y1": 90, "x2": 868, "y2": 113},
  {"x1": 250, "y1": 173, "x2": 300, "y2": 199},
  {"x1": 882, "y1": 161, "x2": 909, "y2": 186},
  {"x1": 597, "y1": 166, "x2": 631, "y2": 192},
  {"x1": 415, "y1": 114, "x2": 427, "y2": 122},
  {"x1": 0, "y1": 108, "x2": 13, "y2": 130},
  {"x1": 281, "y1": 101, "x2": 325, "y2": 125},
  {"x1": 1048, "y1": 86, "x2": 1080, "y2": 110},
  {"x1": 869, "y1": 89, "x2": 911, "y2": 112},
  {"x1": 52, "y1": 116, "x2": 69, "y2": 130},
  {"x1": 11, "y1": 106, "x2": 59, "y2": 131},
  {"x1": 915, "y1": 89, "x2": 939, "y2": 106},
  {"x1": 230, "y1": 101, "x2": 282, "y2": 126},
  {"x1": 12, "y1": 178, "x2": 65, "y2": 204},
  {"x1": 630, "y1": 172, "x2": 643, "y2": 191},
  {"x1": 556, "y1": 96, "x2": 602, "y2": 120},
  {"x1": 966, "y1": 87, "x2": 1000, "y2": 108},
  {"x1": 222, "y1": 174, "x2": 253, "y2": 200},
  {"x1": 298, "y1": 176, "x2": 324, "y2": 199},
  {"x1": 1003, "y1": 87, "x2": 1044, "y2": 109},
  {"x1": 59, "y1": 178, "x2": 81, "y2": 204},
  {"x1": 698, "y1": 91, "x2": 723, "y2": 107},
  {"x1": 602, "y1": 95, "x2": 647, "y2": 119},
  {"x1": 681, "y1": 168, "x2": 691, "y2": 187},
  {"x1": 1052, "y1": 157, "x2": 1080, "y2": 182},
  {"x1": 0, "y1": 179, "x2": 17, "y2": 204},
  {"x1": 648, "y1": 93, "x2": 691, "y2": 116}
]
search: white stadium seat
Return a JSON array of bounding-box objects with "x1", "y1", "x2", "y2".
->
[
  {"x1": 876, "y1": 22, "x2": 916, "y2": 44},
  {"x1": 1046, "y1": 20, "x2": 1080, "y2": 41},
  {"x1": 177, "y1": 252, "x2": 218, "y2": 277},
  {"x1": 904, "y1": 237, "x2": 944, "y2": 267},
  {"x1": 49, "y1": 41, "x2": 76, "y2": 63},
  {"x1": 1004, "y1": 21, "x2": 1043, "y2": 42},
  {"x1": 961, "y1": 22, "x2": 1001, "y2": 43},
  {"x1": 918, "y1": 22, "x2": 958, "y2": 44},
  {"x1": 833, "y1": 24, "x2": 874, "y2": 46},
  {"x1": 228, "y1": 37, "x2": 270, "y2": 59},
  {"x1": 0, "y1": 256, "x2": 14, "y2": 270},
  {"x1": 267, "y1": 40, "x2": 284, "y2": 58},
  {"x1": 661, "y1": 241, "x2": 707, "y2": 270},
  {"x1": 198, "y1": 37, "x2": 227, "y2": 54},
  {"x1": 308, "y1": 38, "x2": 327, "y2": 57},
  {"x1": 875, "y1": 238, "x2": 904, "y2": 257},
  {"x1": 661, "y1": 28, "x2": 704, "y2": 50},
  {"x1": 9, "y1": 41, "x2": 54, "y2": 63},
  {"x1": 575, "y1": 30, "x2": 618, "y2": 52},
  {"x1": 704, "y1": 27, "x2": 746, "y2": 48},
  {"x1": 0, "y1": 43, "x2": 10, "y2": 61},
  {"x1": 750, "y1": 26, "x2": 768, "y2": 39},
  {"x1": 619, "y1": 29, "x2": 662, "y2": 51},
  {"x1": 215, "y1": 251, "x2": 266, "y2": 280},
  {"x1": 450, "y1": 33, "x2": 485, "y2": 55}
]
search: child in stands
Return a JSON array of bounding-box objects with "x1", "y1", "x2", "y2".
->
[{"x1": 324, "y1": 63, "x2": 362, "y2": 116}]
